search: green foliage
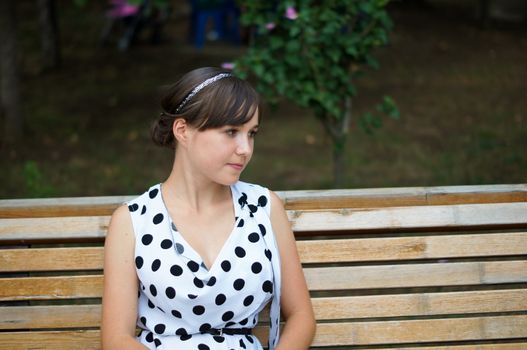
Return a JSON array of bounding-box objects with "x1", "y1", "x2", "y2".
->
[
  {"x1": 23, "y1": 161, "x2": 55, "y2": 198},
  {"x1": 235, "y1": 0, "x2": 398, "y2": 134}
]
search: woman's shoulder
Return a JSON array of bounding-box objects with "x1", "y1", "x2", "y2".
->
[{"x1": 125, "y1": 184, "x2": 161, "y2": 212}]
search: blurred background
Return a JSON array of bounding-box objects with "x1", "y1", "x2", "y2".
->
[{"x1": 0, "y1": 0, "x2": 526, "y2": 198}]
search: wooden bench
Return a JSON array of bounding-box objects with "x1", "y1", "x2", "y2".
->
[{"x1": 1, "y1": 184, "x2": 527, "y2": 349}]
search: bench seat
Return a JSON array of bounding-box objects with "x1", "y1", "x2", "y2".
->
[{"x1": 1, "y1": 184, "x2": 527, "y2": 349}]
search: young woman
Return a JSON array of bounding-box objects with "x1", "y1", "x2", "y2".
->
[{"x1": 102, "y1": 67, "x2": 315, "y2": 350}]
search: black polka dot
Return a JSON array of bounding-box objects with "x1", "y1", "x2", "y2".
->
[
  {"x1": 199, "y1": 323, "x2": 211, "y2": 332},
  {"x1": 128, "y1": 203, "x2": 139, "y2": 212},
  {"x1": 135, "y1": 256, "x2": 144, "y2": 269},
  {"x1": 154, "y1": 339, "x2": 162, "y2": 347},
  {"x1": 246, "y1": 334, "x2": 255, "y2": 343},
  {"x1": 221, "y1": 260, "x2": 231, "y2": 272},
  {"x1": 258, "y1": 195, "x2": 268, "y2": 207},
  {"x1": 225, "y1": 321, "x2": 236, "y2": 327},
  {"x1": 151, "y1": 259, "x2": 161, "y2": 272},
  {"x1": 175, "y1": 328, "x2": 188, "y2": 336},
  {"x1": 239, "y1": 339, "x2": 246, "y2": 349},
  {"x1": 248, "y1": 204, "x2": 257, "y2": 214},
  {"x1": 149, "y1": 284, "x2": 157, "y2": 296},
  {"x1": 194, "y1": 277, "x2": 204, "y2": 288},
  {"x1": 237, "y1": 219, "x2": 245, "y2": 227},
  {"x1": 193, "y1": 305, "x2": 205, "y2": 315},
  {"x1": 238, "y1": 193, "x2": 247, "y2": 207},
  {"x1": 187, "y1": 260, "x2": 200, "y2": 272},
  {"x1": 265, "y1": 249, "x2": 272, "y2": 260},
  {"x1": 171, "y1": 309, "x2": 181, "y2": 318},
  {"x1": 148, "y1": 299, "x2": 155, "y2": 308},
  {"x1": 180, "y1": 334, "x2": 192, "y2": 341},
  {"x1": 248, "y1": 232, "x2": 260, "y2": 243},
  {"x1": 160, "y1": 239, "x2": 172, "y2": 249},
  {"x1": 222, "y1": 311, "x2": 234, "y2": 321},
  {"x1": 142, "y1": 234, "x2": 153, "y2": 245},
  {"x1": 154, "y1": 323, "x2": 165, "y2": 334},
  {"x1": 262, "y1": 280, "x2": 273, "y2": 293},
  {"x1": 198, "y1": 344, "x2": 210, "y2": 350},
  {"x1": 235, "y1": 246, "x2": 246, "y2": 258},
  {"x1": 207, "y1": 276, "x2": 217, "y2": 286},
  {"x1": 171, "y1": 222, "x2": 178, "y2": 231},
  {"x1": 149, "y1": 188, "x2": 159, "y2": 199},
  {"x1": 140, "y1": 316, "x2": 147, "y2": 326},
  {"x1": 233, "y1": 278, "x2": 245, "y2": 291},
  {"x1": 188, "y1": 294, "x2": 197, "y2": 299},
  {"x1": 145, "y1": 331, "x2": 154, "y2": 342},
  {"x1": 243, "y1": 295, "x2": 254, "y2": 306},
  {"x1": 175, "y1": 242, "x2": 185, "y2": 254},
  {"x1": 251, "y1": 262, "x2": 262, "y2": 274},
  {"x1": 213, "y1": 336, "x2": 225, "y2": 343},
  {"x1": 215, "y1": 293, "x2": 226, "y2": 305},
  {"x1": 258, "y1": 224, "x2": 266, "y2": 236},
  {"x1": 141, "y1": 205, "x2": 146, "y2": 215},
  {"x1": 165, "y1": 287, "x2": 176, "y2": 299},
  {"x1": 153, "y1": 213, "x2": 164, "y2": 225},
  {"x1": 240, "y1": 318, "x2": 248, "y2": 325},
  {"x1": 170, "y1": 264, "x2": 183, "y2": 276}
]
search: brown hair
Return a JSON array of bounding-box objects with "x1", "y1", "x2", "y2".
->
[{"x1": 151, "y1": 67, "x2": 260, "y2": 148}]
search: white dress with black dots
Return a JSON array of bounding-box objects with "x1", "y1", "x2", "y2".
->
[{"x1": 127, "y1": 181, "x2": 281, "y2": 350}]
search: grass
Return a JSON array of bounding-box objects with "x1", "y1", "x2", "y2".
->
[{"x1": 1, "y1": 1, "x2": 526, "y2": 199}]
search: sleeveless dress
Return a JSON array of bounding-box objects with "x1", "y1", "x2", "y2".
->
[{"x1": 127, "y1": 181, "x2": 281, "y2": 350}]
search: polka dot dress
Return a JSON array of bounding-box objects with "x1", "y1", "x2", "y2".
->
[{"x1": 127, "y1": 182, "x2": 281, "y2": 350}]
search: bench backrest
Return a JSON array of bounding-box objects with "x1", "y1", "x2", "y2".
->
[{"x1": 1, "y1": 184, "x2": 527, "y2": 349}]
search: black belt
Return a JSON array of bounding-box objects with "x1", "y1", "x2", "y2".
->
[{"x1": 201, "y1": 328, "x2": 253, "y2": 336}]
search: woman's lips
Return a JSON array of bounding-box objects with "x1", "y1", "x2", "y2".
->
[{"x1": 228, "y1": 163, "x2": 244, "y2": 171}]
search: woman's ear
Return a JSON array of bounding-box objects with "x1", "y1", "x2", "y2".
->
[{"x1": 172, "y1": 118, "x2": 189, "y2": 146}]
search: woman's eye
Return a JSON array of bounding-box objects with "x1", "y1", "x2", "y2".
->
[
  {"x1": 226, "y1": 129, "x2": 237, "y2": 136},
  {"x1": 249, "y1": 130, "x2": 258, "y2": 138}
]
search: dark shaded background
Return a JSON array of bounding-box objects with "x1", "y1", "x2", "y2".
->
[{"x1": 1, "y1": 0, "x2": 526, "y2": 198}]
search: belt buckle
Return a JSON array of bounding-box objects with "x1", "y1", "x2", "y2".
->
[{"x1": 218, "y1": 328, "x2": 223, "y2": 336}]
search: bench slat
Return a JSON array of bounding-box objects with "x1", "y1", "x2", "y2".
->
[
  {"x1": 0, "y1": 216, "x2": 109, "y2": 242},
  {"x1": 0, "y1": 315, "x2": 526, "y2": 348},
  {"x1": 374, "y1": 344, "x2": 527, "y2": 350},
  {"x1": 0, "y1": 330, "x2": 101, "y2": 350},
  {"x1": 312, "y1": 288, "x2": 527, "y2": 320},
  {"x1": 2, "y1": 231, "x2": 526, "y2": 272},
  {"x1": 290, "y1": 202, "x2": 527, "y2": 232},
  {"x1": 2, "y1": 260, "x2": 525, "y2": 301},
  {"x1": 0, "y1": 275, "x2": 102, "y2": 301},
  {"x1": 2, "y1": 289, "x2": 525, "y2": 329},
  {"x1": 311, "y1": 314, "x2": 527, "y2": 346},
  {"x1": 0, "y1": 304, "x2": 101, "y2": 329},
  {"x1": 0, "y1": 247, "x2": 103, "y2": 272},
  {"x1": 2, "y1": 202, "x2": 527, "y2": 243},
  {"x1": 305, "y1": 260, "x2": 527, "y2": 291},
  {"x1": 297, "y1": 231, "x2": 527, "y2": 263},
  {"x1": 2, "y1": 185, "x2": 526, "y2": 217}
]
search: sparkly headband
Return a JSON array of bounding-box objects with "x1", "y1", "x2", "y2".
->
[{"x1": 175, "y1": 73, "x2": 232, "y2": 113}]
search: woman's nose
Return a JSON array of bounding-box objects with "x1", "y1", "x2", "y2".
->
[{"x1": 236, "y1": 135, "x2": 252, "y2": 155}]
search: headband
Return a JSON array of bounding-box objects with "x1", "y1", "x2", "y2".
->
[{"x1": 175, "y1": 73, "x2": 232, "y2": 113}]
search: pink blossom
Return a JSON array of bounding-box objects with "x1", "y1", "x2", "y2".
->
[
  {"x1": 265, "y1": 22, "x2": 276, "y2": 30},
  {"x1": 285, "y1": 6, "x2": 298, "y2": 20},
  {"x1": 221, "y1": 62, "x2": 235, "y2": 70}
]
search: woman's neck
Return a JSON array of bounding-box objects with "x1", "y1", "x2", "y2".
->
[{"x1": 162, "y1": 157, "x2": 231, "y2": 214}]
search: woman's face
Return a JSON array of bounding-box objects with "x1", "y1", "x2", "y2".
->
[{"x1": 185, "y1": 109, "x2": 259, "y2": 186}]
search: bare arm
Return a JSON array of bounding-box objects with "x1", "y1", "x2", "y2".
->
[
  {"x1": 101, "y1": 205, "x2": 148, "y2": 350},
  {"x1": 270, "y1": 191, "x2": 316, "y2": 350}
]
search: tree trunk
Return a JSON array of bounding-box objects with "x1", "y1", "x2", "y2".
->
[
  {"x1": 38, "y1": 0, "x2": 61, "y2": 70},
  {"x1": 0, "y1": 0, "x2": 22, "y2": 144},
  {"x1": 332, "y1": 97, "x2": 352, "y2": 188}
]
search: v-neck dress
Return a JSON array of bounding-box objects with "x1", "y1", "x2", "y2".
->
[{"x1": 126, "y1": 181, "x2": 281, "y2": 350}]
